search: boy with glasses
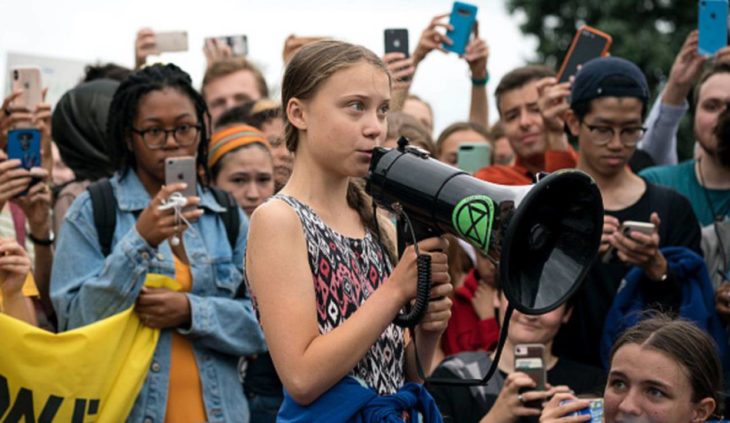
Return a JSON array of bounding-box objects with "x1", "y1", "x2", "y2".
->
[{"x1": 547, "y1": 57, "x2": 703, "y2": 367}]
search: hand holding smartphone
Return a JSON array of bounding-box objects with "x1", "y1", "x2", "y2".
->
[
  {"x1": 602, "y1": 220, "x2": 656, "y2": 263},
  {"x1": 443, "y1": 2, "x2": 478, "y2": 55},
  {"x1": 205, "y1": 35, "x2": 248, "y2": 57}
]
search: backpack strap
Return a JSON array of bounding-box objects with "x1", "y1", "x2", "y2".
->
[
  {"x1": 87, "y1": 178, "x2": 116, "y2": 257},
  {"x1": 209, "y1": 187, "x2": 240, "y2": 253}
]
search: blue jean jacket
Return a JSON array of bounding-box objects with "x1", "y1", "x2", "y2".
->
[{"x1": 51, "y1": 170, "x2": 266, "y2": 423}]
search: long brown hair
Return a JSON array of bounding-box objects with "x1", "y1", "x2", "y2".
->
[{"x1": 281, "y1": 40, "x2": 396, "y2": 263}]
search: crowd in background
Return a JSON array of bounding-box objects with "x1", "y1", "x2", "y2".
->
[{"x1": 0, "y1": 7, "x2": 729, "y2": 423}]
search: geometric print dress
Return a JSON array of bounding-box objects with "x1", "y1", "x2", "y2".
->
[{"x1": 276, "y1": 194, "x2": 405, "y2": 395}]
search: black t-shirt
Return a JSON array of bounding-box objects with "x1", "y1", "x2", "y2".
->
[
  {"x1": 427, "y1": 352, "x2": 606, "y2": 423},
  {"x1": 553, "y1": 182, "x2": 701, "y2": 367}
]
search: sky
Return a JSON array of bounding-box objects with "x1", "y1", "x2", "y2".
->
[{"x1": 0, "y1": 0, "x2": 538, "y2": 135}]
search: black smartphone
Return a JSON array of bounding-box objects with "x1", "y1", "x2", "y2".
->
[
  {"x1": 557, "y1": 26, "x2": 613, "y2": 83},
  {"x1": 384, "y1": 29, "x2": 409, "y2": 57}
]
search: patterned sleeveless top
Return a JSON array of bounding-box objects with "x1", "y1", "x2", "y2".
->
[{"x1": 276, "y1": 194, "x2": 405, "y2": 395}]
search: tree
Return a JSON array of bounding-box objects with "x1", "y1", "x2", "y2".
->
[{"x1": 507, "y1": 0, "x2": 699, "y2": 159}]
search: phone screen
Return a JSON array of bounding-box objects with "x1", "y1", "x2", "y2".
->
[
  {"x1": 558, "y1": 29, "x2": 611, "y2": 83},
  {"x1": 208, "y1": 35, "x2": 248, "y2": 57}
]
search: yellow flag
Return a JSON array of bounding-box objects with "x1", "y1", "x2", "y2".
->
[{"x1": 0, "y1": 274, "x2": 178, "y2": 422}]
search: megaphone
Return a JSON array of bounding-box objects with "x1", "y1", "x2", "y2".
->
[{"x1": 365, "y1": 139, "x2": 604, "y2": 323}]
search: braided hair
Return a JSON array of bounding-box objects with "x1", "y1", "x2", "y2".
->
[{"x1": 107, "y1": 63, "x2": 211, "y2": 184}]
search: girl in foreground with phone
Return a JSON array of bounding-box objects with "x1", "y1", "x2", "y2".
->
[
  {"x1": 245, "y1": 40, "x2": 453, "y2": 421},
  {"x1": 541, "y1": 316, "x2": 720, "y2": 422},
  {"x1": 51, "y1": 63, "x2": 265, "y2": 422}
]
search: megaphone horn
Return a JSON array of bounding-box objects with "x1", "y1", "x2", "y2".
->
[{"x1": 365, "y1": 139, "x2": 603, "y2": 318}]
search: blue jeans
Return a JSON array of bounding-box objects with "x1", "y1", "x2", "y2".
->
[{"x1": 248, "y1": 393, "x2": 283, "y2": 423}]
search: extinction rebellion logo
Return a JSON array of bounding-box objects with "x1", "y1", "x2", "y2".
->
[{"x1": 451, "y1": 195, "x2": 495, "y2": 253}]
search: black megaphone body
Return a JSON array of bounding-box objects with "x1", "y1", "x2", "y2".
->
[{"x1": 365, "y1": 140, "x2": 604, "y2": 319}]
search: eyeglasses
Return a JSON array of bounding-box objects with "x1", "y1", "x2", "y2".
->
[
  {"x1": 581, "y1": 122, "x2": 646, "y2": 147},
  {"x1": 131, "y1": 124, "x2": 201, "y2": 149}
]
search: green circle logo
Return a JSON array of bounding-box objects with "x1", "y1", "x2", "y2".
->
[{"x1": 451, "y1": 195, "x2": 495, "y2": 254}]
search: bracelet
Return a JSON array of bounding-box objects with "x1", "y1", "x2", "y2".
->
[
  {"x1": 28, "y1": 230, "x2": 55, "y2": 246},
  {"x1": 471, "y1": 72, "x2": 489, "y2": 86}
]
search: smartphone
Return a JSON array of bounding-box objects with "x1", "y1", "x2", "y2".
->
[
  {"x1": 10, "y1": 66, "x2": 43, "y2": 117},
  {"x1": 621, "y1": 220, "x2": 655, "y2": 237},
  {"x1": 384, "y1": 29, "x2": 409, "y2": 57},
  {"x1": 457, "y1": 143, "x2": 492, "y2": 173},
  {"x1": 7, "y1": 128, "x2": 41, "y2": 170},
  {"x1": 155, "y1": 31, "x2": 189, "y2": 53},
  {"x1": 206, "y1": 35, "x2": 248, "y2": 57},
  {"x1": 443, "y1": 2, "x2": 478, "y2": 55},
  {"x1": 699, "y1": 0, "x2": 729, "y2": 56},
  {"x1": 165, "y1": 156, "x2": 197, "y2": 198},
  {"x1": 557, "y1": 26, "x2": 613, "y2": 83}
]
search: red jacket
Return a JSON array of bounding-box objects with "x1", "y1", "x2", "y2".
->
[
  {"x1": 474, "y1": 148, "x2": 578, "y2": 185},
  {"x1": 441, "y1": 269, "x2": 499, "y2": 356}
]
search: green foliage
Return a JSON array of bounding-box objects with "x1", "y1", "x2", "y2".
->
[{"x1": 507, "y1": 0, "x2": 699, "y2": 159}]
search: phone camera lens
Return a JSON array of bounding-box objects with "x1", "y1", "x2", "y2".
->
[{"x1": 13, "y1": 70, "x2": 18, "y2": 80}]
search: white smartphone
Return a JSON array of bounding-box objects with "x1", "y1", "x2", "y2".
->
[
  {"x1": 155, "y1": 31, "x2": 189, "y2": 53},
  {"x1": 10, "y1": 66, "x2": 42, "y2": 110}
]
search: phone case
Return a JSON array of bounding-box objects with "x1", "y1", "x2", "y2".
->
[
  {"x1": 699, "y1": 0, "x2": 729, "y2": 56},
  {"x1": 621, "y1": 221, "x2": 655, "y2": 235},
  {"x1": 457, "y1": 143, "x2": 492, "y2": 173},
  {"x1": 165, "y1": 157, "x2": 197, "y2": 198},
  {"x1": 7, "y1": 128, "x2": 41, "y2": 170},
  {"x1": 444, "y1": 2, "x2": 478, "y2": 55},
  {"x1": 10, "y1": 66, "x2": 42, "y2": 113},
  {"x1": 155, "y1": 31, "x2": 189, "y2": 53},
  {"x1": 557, "y1": 25, "x2": 613, "y2": 83},
  {"x1": 384, "y1": 29, "x2": 409, "y2": 57},
  {"x1": 514, "y1": 344, "x2": 546, "y2": 390}
]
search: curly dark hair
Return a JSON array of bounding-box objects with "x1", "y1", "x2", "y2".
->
[{"x1": 106, "y1": 63, "x2": 211, "y2": 184}]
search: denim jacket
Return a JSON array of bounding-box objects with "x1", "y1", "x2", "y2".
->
[{"x1": 51, "y1": 170, "x2": 266, "y2": 423}]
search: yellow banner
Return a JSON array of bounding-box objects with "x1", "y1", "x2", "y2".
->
[{"x1": 0, "y1": 274, "x2": 178, "y2": 422}]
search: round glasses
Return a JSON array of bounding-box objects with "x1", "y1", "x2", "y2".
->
[
  {"x1": 581, "y1": 122, "x2": 646, "y2": 147},
  {"x1": 132, "y1": 124, "x2": 201, "y2": 149}
]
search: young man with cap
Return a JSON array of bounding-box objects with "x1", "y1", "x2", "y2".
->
[
  {"x1": 549, "y1": 57, "x2": 702, "y2": 367},
  {"x1": 474, "y1": 66, "x2": 578, "y2": 185}
]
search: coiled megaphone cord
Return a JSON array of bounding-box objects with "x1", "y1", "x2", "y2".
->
[{"x1": 392, "y1": 205, "x2": 432, "y2": 328}]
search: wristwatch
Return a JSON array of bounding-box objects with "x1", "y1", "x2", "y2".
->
[{"x1": 28, "y1": 230, "x2": 55, "y2": 246}]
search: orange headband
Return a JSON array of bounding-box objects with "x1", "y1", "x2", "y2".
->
[{"x1": 208, "y1": 124, "x2": 270, "y2": 169}]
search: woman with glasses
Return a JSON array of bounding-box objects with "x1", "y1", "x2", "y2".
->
[{"x1": 51, "y1": 64, "x2": 265, "y2": 423}]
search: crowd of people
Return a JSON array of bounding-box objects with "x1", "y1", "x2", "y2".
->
[{"x1": 1, "y1": 9, "x2": 729, "y2": 423}]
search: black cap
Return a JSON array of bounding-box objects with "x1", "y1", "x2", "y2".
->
[{"x1": 570, "y1": 56, "x2": 649, "y2": 107}]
